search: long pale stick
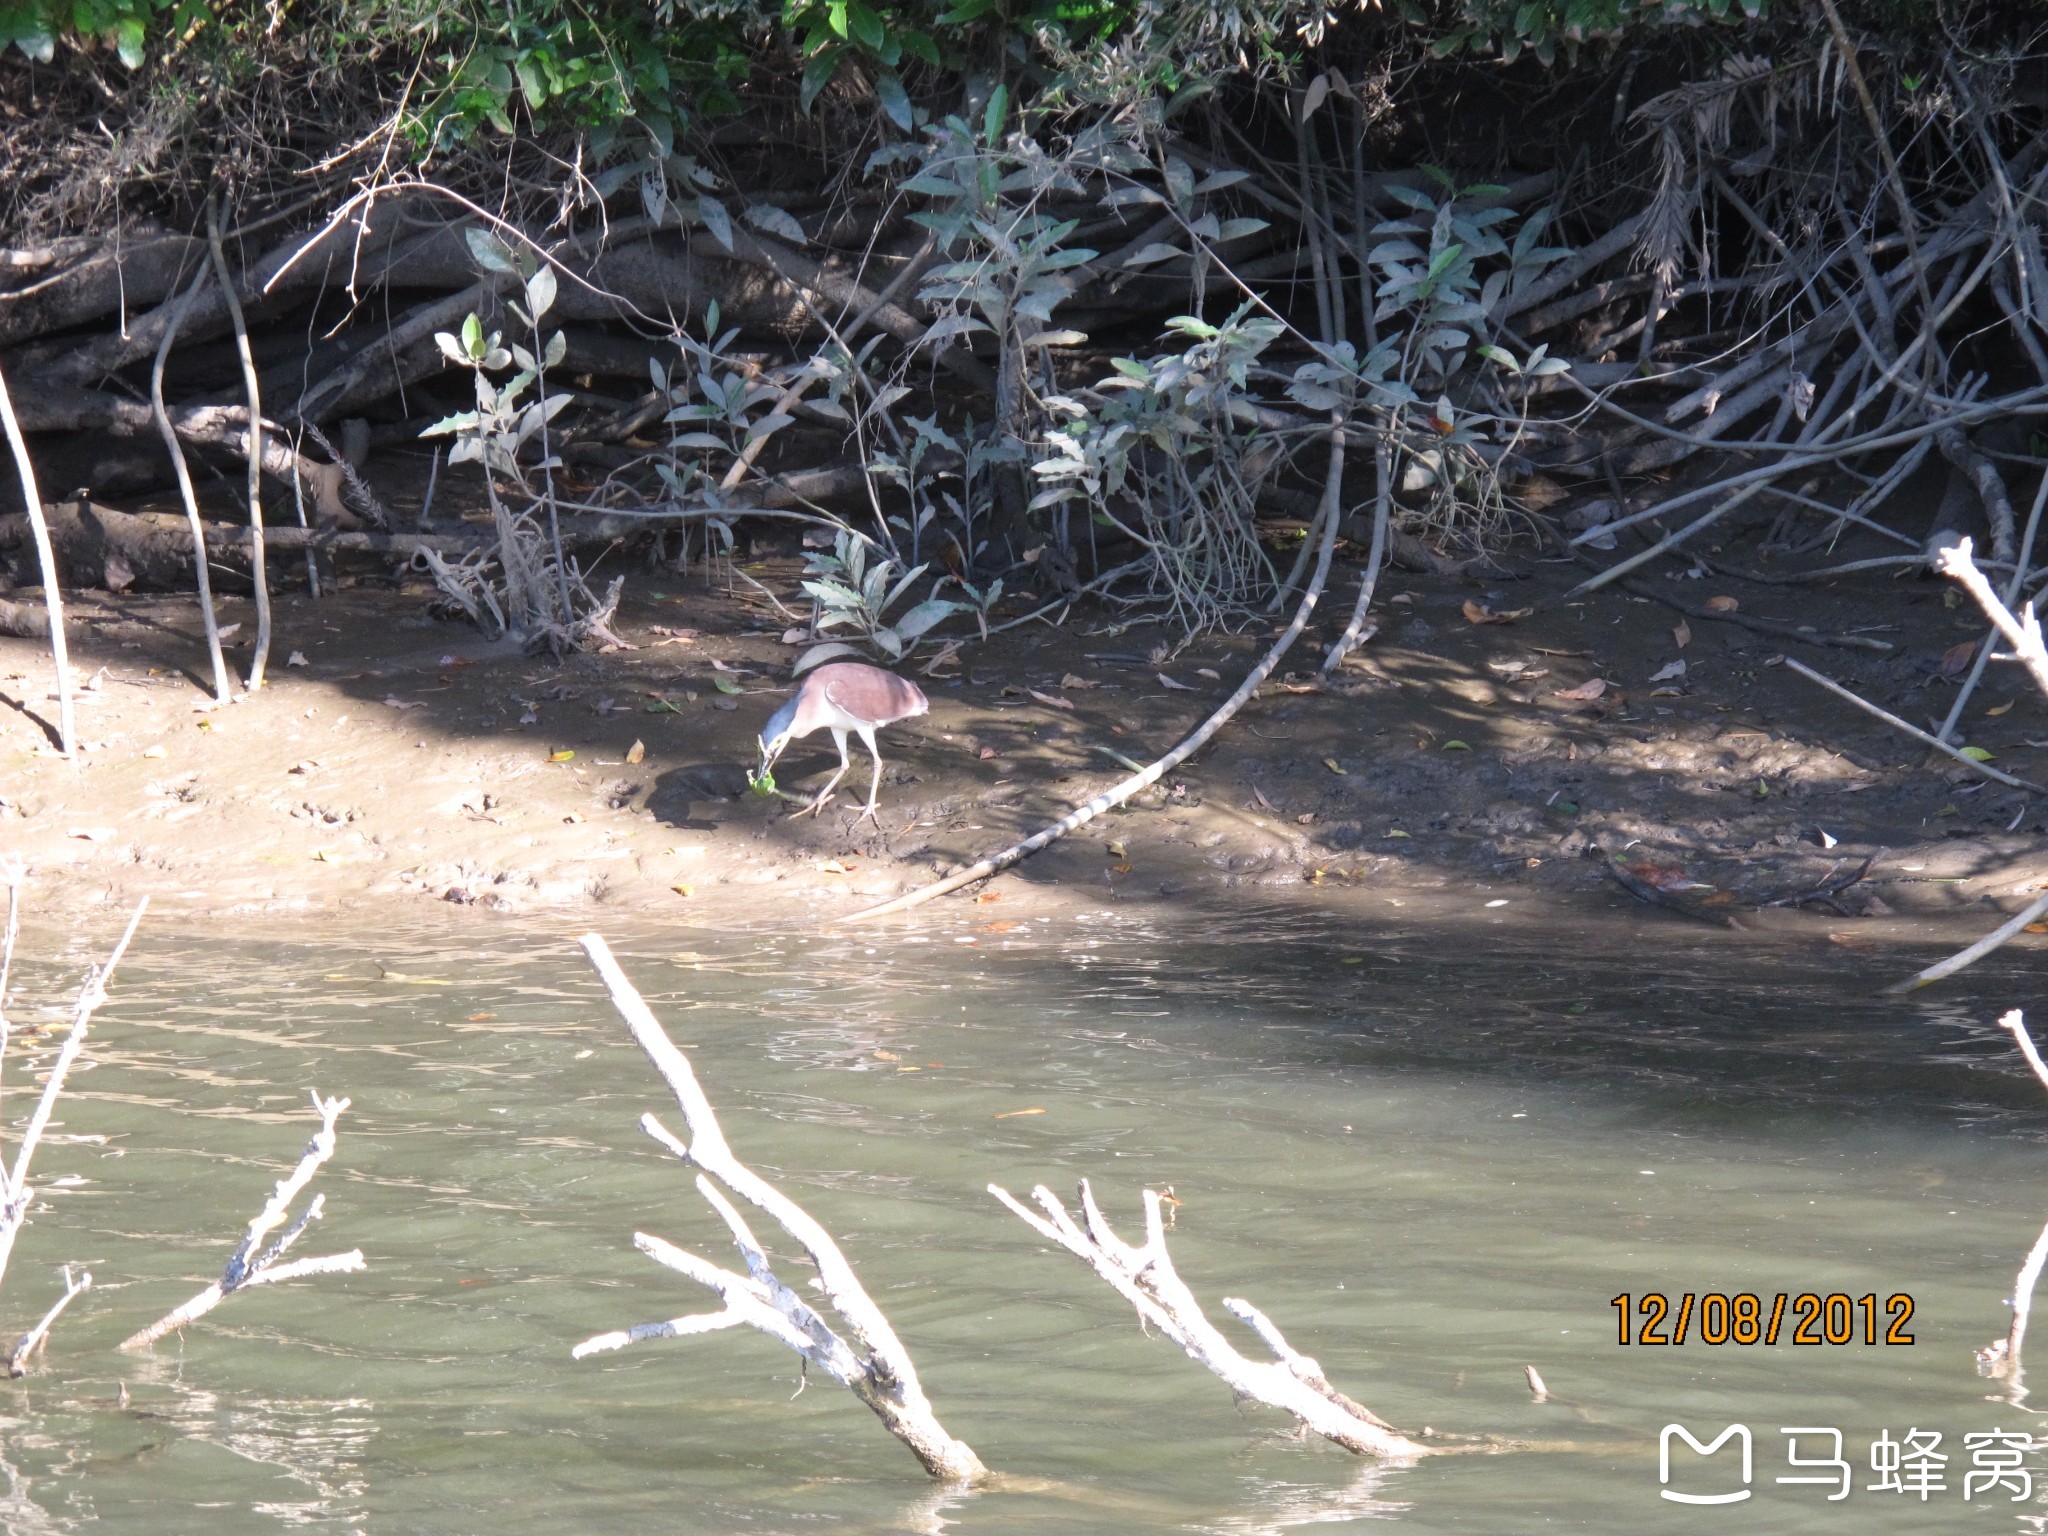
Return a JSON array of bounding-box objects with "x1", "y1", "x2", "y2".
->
[
  {"x1": 0, "y1": 359, "x2": 72, "y2": 754},
  {"x1": 150, "y1": 262, "x2": 233, "y2": 703},
  {"x1": 206, "y1": 199, "x2": 271, "y2": 690},
  {"x1": 845, "y1": 415, "x2": 1348, "y2": 920}
]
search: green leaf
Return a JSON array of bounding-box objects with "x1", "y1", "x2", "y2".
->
[
  {"x1": 875, "y1": 71, "x2": 912, "y2": 132},
  {"x1": 1959, "y1": 745, "x2": 1995, "y2": 762},
  {"x1": 800, "y1": 47, "x2": 843, "y2": 114},
  {"x1": 981, "y1": 83, "x2": 1009, "y2": 147},
  {"x1": 847, "y1": 2, "x2": 885, "y2": 50},
  {"x1": 712, "y1": 673, "x2": 744, "y2": 695},
  {"x1": 465, "y1": 228, "x2": 517, "y2": 274},
  {"x1": 111, "y1": 15, "x2": 144, "y2": 68}
]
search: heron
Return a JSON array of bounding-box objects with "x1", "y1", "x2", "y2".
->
[{"x1": 757, "y1": 661, "x2": 929, "y2": 821}]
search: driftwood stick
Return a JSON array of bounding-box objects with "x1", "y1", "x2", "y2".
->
[
  {"x1": 6, "y1": 1266, "x2": 88, "y2": 1377},
  {"x1": 1938, "y1": 538, "x2": 2048, "y2": 699},
  {"x1": 574, "y1": 935, "x2": 986, "y2": 1483},
  {"x1": 844, "y1": 414, "x2": 1347, "y2": 921},
  {"x1": 1884, "y1": 891, "x2": 2048, "y2": 995},
  {"x1": 1935, "y1": 471, "x2": 2048, "y2": 743},
  {"x1": 117, "y1": 1089, "x2": 363, "y2": 1351},
  {"x1": 991, "y1": 1179, "x2": 1429, "y2": 1459},
  {"x1": 0, "y1": 358, "x2": 72, "y2": 755},
  {"x1": 207, "y1": 201, "x2": 271, "y2": 690},
  {"x1": 151, "y1": 266, "x2": 233, "y2": 703},
  {"x1": 1781, "y1": 655, "x2": 2047, "y2": 792},
  {"x1": 1979, "y1": 1012, "x2": 2048, "y2": 1396},
  {"x1": 0, "y1": 898, "x2": 147, "y2": 1297}
]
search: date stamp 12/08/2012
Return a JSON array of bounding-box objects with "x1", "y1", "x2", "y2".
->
[{"x1": 1612, "y1": 1292, "x2": 1915, "y2": 1346}]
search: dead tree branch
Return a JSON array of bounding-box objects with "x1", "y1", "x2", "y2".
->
[
  {"x1": 117, "y1": 1089, "x2": 364, "y2": 1351},
  {"x1": 990, "y1": 1179, "x2": 1430, "y2": 1460},
  {"x1": 573, "y1": 934, "x2": 987, "y2": 1483}
]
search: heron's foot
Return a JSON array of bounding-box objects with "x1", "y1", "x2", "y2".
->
[
  {"x1": 787, "y1": 790, "x2": 836, "y2": 820},
  {"x1": 853, "y1": 801, "x2": 882, "y2": 827}
]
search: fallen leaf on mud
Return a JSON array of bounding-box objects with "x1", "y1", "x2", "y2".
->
[
  {"x1": 1295, "y1": 812, "x2": 1316, "y2": 824},
  {"x1": 1828, "y1": 932, "x2": 1874, "y2": 949},
  {"x1": 1959, "y1": 745, "x2": 1995, "y2": 761},
  {"x1": 1553, "y1": 678, "x2": 1609, "y2": 701},
  {"x1": 1028, "y1": 689, "x2": 1075, "y2": 711},
  {"x1": 670, "y1": 883, "x2": 693, "y2": 896},
  {"x1": 142, "y1": 744, "x2": 167, "y2": 759},
  {"x1": 1059, "y1": 673, "x2": 1100, "y2": 690},
  {"x1": 1673, "y1": 621, "x2": 1692, "y2": 649},
  {"x1": 1111, "y1": 864, "x2": 1132, "y2": 874},
  {"x1": 711, "y1": 674, "x2": 744, "y2": 695},
  {"x1": 383, "y1": 696, "x2": 426, "y2": 710},
  {"x1": 1386, "y1": 829, "x2": 1411, "y2": 838},
  {"x1": 2027, "y1": 922, "x2": 2048, "y2": 934},
  {"x1": 68, "y1": 828, "x2": 113, "y2": 841},
  {"x1": 978, "y1": 746, "x2": 997, "y2": 760},
  {"x1": 549, "y1": 750, "x2": 576, "y2": 762},
  {"x1": 973, "y1": 892, "x2": 1003, "y2": 905},
  {"x1": 994, "y1": 1107, "x2": 1046, "y2": 1119},
  {"x1": 626, "y1": 739, "x2": 646, "y2": 764},
  {"x1": 1197, "y1": 667, "x2": 1222, "y2": 680},
  {"x1": 1252, "y1": 785, "x2": 1279, "y2": 812},
  {"x1": 816, "y1": 859, "x2": 854, "y2": 874},
  {"x1": 196, "y1": 720, "x2": 213, "y2": 732},
  {"x1": 287, "y1": 651, "x2": 309, "y2": 668},
  {"x1": 1323, "y1": 757, "x2": 1349, "y2": 775},
  {"x1": 1989, "y1": 701, "x2": 2016, "y2": 716},
  {"x1": 1513, "y1": 473, "x2": 1568, "y2": 509},
  {"x1": 1157, "y1": 673, "x2": 1196, "y2": 691},
  {"x1": 1105, "y1": 840, "x2": 1127, "y2": 857},
  {"x1": 1702, "y1": 595, "x2": 1739, "y2": 614},
  {"x1": 1443, "y1": 740, "x2": 1472, "y2": 751},
  {"x1": 710, "y1": 658, "x2": 744, "y2": 672},
  {"x1": 1939, "y1": 640, "x2": 1979, "y2": 681},
  {"x1": 1649, "y1": 660, "x2": 1687, "y2": 682},
  {"x1": 1462, "y1": 600, "x2": 1532, "y2": 625},
  {"x1": 216, "y1": 623, "x2": 242, "y2": 640},
  {"x1": 1624, "y1": 861, "x2": 1711, "y2": 892},
  {"x1": 782, "y1": 628, "x2": 809, "y2": 644}
]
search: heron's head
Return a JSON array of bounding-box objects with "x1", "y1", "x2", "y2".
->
[{"x1": 756, "y1": 696, "x2": 800, "y2": 774}]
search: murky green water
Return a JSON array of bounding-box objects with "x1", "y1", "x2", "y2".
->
[{"x1": 2, "y1": 903, "x2": 2048, "y2": 1532}]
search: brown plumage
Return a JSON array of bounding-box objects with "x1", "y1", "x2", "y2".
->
[{"x1": 757, "y1": 662, "x2": 929, "y2": 820}]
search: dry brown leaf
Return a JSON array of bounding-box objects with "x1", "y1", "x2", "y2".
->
[
  {"x1": 1060, "y1": 673, "x2": 1101, "y2": 690},
  {"x1": 2027, "y1": 922, "x2": 2048, "y2": 934},
  {"x1": 973, "y1": 891, "x2": 1003, "y2": 904},
  {"x1": 1673, "y1": 620, "x2": 1692, "y2": 649},
  {"x1": 816, "y1": 858, "x2": 855, "y2": 874},
  {"x1": 1157, "y1": 673, "x2": 1196, "y2": 691},
  {"x1": 1989, "y1": 700, "x2": 2016, "y2": 717},
  {"x1": 1252, "y1": 784, "x2": 1279, "y2": 812},
  {"x1": 1028, "y1": 688, "x2": 1075, "y2": 711},
  {"x1": 1513, "y1": 473, "x2": 1568, "y2": 510},
  {"x1": 625, "y1": 739, "x2": 646, "y2": 764},
  {"x1": 1939, "y1": 640, "x2": 1978, "y2": 681},
  {"x1": 1552, "y1": 678, "x2": 1609, "y2": 701},
  {"x1": 1703, "y1": 595, "x2": 1739, "y2": 614},
  {"x1": 978, "y1": 746, "x2": 997, "y2": 760},
  {"x1": 1462, "y1": 600, "x2": 1532, "y2": 625}
]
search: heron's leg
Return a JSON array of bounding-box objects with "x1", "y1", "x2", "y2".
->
[
  {"x1": 856, "y1": 724, "x2": 884, "y2": 823},
  {"x1": 801, "y1": 728, "x2": 853, "y2": 815}
]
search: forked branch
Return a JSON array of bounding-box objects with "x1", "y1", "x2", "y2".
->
[
  {"x1": 990, "y1": 1179, "x2": 1431, "y2": 1460},
  {"x1": 118, "y1": 1089, "x2": 365, "y2": 1351},
  {"x1": 573, "y1": 934, "x2": 986, "y2": 1483}
]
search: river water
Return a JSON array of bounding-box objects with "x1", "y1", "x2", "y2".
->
[{"x1": 2, "y1": 901, "x2": 2047, "y2": 1532}]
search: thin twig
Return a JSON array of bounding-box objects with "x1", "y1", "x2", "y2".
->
[
  {"x1": 0, "y1": 360, "x2": 72, "y2": 754},
  {"x1": 206, "y1": 198, "x2": 271, "y2": 690},
  {"x1": 151, "y1": 263, "x2": 233, "y2": 704},
  {"x1": 1781, "y1": 655, "x2": 2046, "y2": 792},
  {"x1": 1883, "y1": 891, "x2": 2048, "y2": 995}
]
